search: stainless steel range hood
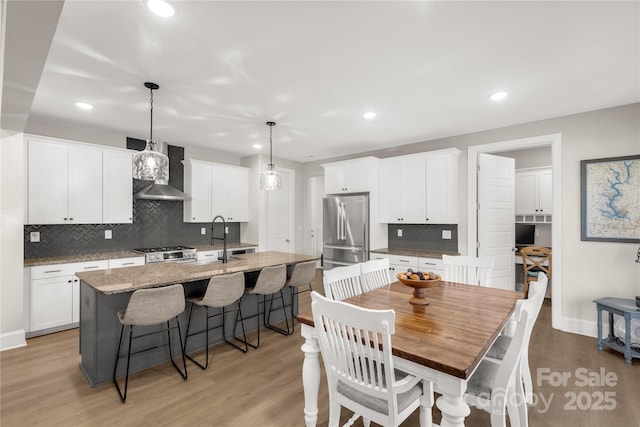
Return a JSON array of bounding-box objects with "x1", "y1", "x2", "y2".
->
[
  {"x1": 134, "y1": 141, "x2": 190, "y2": 201},
  {"x1": 135, "y1": 182, "x2": 190, "y2": 201}
]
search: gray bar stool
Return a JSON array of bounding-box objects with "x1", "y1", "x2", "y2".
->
[
  {"x1": 282, "y1": 260, "x2": 316, "y2": 335},
  {"x1": 183, "y1": 272, "x2": 248, "y2": 370},
  {"x1": 113, "y1": 284, "x2": 187, "y2": 403},
  {"x1": 238, "y1": 264, "x2": 288, "y2": 349}
]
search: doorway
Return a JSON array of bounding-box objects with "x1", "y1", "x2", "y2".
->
[{"x1": 468, "y1": 133, "x2": 562, "y2": 329}]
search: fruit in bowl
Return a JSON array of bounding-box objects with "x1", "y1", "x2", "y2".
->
[{"x1": 396, "y1": 269, "x2": 440, "y2": 306}]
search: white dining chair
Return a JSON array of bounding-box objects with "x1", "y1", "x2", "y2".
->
[
  {"x1": 486, "y1": 272, "x2": 548, "y2": 405},
  {"x1": 464, "y1": 304, "x2": 531, "y2": 427},
  {"x1": 442, "y1": 255, "x2": 494, "y2": 286},
  {"x1": 360, "y1": 258, "x2": 393, "y2": 292},
  {"x1": 322, "y1": 263, "x2": 364, "y2": 301},
  {"x1": 310, "y1": 291, "x2": 430, "y2": 427}
]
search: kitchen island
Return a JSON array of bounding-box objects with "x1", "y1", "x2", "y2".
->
[{"x1": 76, "y1": 251, "x2": 318, "y2": 387}]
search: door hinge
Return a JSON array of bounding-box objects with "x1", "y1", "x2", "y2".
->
[
  {"x1": 476, "y1": 241, "x2": 480, "y2": 248},
  {"x1": 476, "y1": 203, "x2": 480, "y2": 210},
  {"x1": 477, "y1": 164, "x2": 480, "y2": 172}
]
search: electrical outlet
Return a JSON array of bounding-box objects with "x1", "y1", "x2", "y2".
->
[
  {"x1": 397, "y1": 229, "x2": 403, "y2": 237},
  {"x1": 30, "y1": 231, "x2": 40, "y2": 243},
  {"x1": 225, "y1": 226, "x2": 229, "y2": 234},
  {"x1": 201, "y1": 227, "x2": 206, "y2": 235},
  {"x1": 105, "y1": 230, "x2": 112, "y2": 239},
  {"x1": 442, "y1": 230, "x2": 452, "y2": 240}
]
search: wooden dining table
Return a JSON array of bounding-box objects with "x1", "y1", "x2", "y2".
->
[{"x1": 296, "y1": 280, "x2": 522, "y2": 427}]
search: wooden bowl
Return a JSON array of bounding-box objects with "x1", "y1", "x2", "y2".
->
[{"x1": 396, "y1": 273, "x2": 440, "y2": 306}]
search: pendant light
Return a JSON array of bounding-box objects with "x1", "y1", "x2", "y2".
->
[
  {"x1": 132, "y1": 82, "x2": 169, "y2": 184},
  {"x1": 260, "y1": 121, "x2": 282, "y2": 191}
]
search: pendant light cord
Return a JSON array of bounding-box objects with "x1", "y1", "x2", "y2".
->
[
  {"x1": 149, "y1": 87, "x2": 154, "y2": 142},
  {"x1": 269, "y1": 124, "x2": 273, "y2": 165}
]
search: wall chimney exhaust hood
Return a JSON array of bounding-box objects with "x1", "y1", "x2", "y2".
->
[{"x1": 133, "y1": 140, "x2": 190, "y2": 201}]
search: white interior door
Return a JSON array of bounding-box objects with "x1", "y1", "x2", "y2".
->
[
  {"x1": 266, "y1": 167, "x2": 295, "y2": 253},
  {"x1": 477, "y1": 153, "x2": 515, "y2": 290},
  {"x1": 308, "y1": 176, "x2": 324, "y2": 258}
]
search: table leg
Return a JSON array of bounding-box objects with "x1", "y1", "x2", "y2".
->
[
  {"x1": 435, "y1": 377, "x2": 470, "y2": 427},
  {"x1": 419, "y1": 380, "x2": 434, "y2": 427},
  {"x1": 624, "y1": 313, "x2": 632, "y2": 364},
  {"x1": 301, "y1": 324, "x2": 321, "y2": 427},
  {"x1": 596, "y1": 306, "x2": 603, "y2": 351}
]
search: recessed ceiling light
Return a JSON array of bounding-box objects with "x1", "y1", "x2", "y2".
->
[
  {"x1": 363, "y1": 111, "x2": 376, "y2": 119},
  {"x1": 75, "y1": 102, "x2": 94, "y2": 110},
  {"x1": 253, "y1": 144, "x2": 262, "y2": 149},
  {"x1": 146, "y1": 0, "x2": 175, "y2": 17},
  {"x1": 489, "y1": 91, "x2": 508, "y2": 101}
]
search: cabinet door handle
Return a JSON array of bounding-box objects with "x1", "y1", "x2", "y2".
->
[
  {"x1": 423, "y1": 262, "x2": 436, "y2": 266},
  {"x1": 44, "y1": 269, "x2": 62, "y2": 274},
  {"x1": 69, "y1": 218, "x2": 74, "y2": 221},
  {"x1": 122, "y1": 262, "x2": 135, "y2": 266},
  {"x1": 84, "y1": 266, "x2": 100, "y2": 269},
  {"x1": 63, "y1": 218, "x2": 68, "y2": 221},
  {"x1": 68, "y1": 279, "x2": 73, "y2": 283},
  {"x1": 399, "y1": 259, "x2": 411, "y2": 263}
]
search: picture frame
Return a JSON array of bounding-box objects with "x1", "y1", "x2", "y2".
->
[{"x1": 581, "y1": 154, "x2": 640, "y2": 242}]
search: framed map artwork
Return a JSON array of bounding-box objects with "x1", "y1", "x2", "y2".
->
[{"x1": 581, "y1": 154, "x2": 640, "y2": 242}]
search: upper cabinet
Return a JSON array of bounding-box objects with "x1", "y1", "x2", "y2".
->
[
  {"x1": 379, "y1": 149, "x2": 460, "y2": 224},
  {"x1": 183, "y1": 159, "x2": 249, "y2": 223},
  {"x1": 27, "y1": 136, "x2": 132, "y2": 225},
  {"x1": 515, "y1": 168, "x2": 552, "y2": 217},
  {"x1": 425, "y1": 149, "x2": 460, "y2": 224},
  {"x1": 103, "y1": 149, "x2": 133, "y2": 224},
  {"x1": 379, "y1": 153, "x2": 426, "y2": 223},
  {"x1": 323, "y1": 157, "x2": 379, "y2": 194}
]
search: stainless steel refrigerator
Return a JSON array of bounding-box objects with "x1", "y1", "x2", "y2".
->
[{"x1": 323, "y1": 193, "x2": 369, "y2": 270}]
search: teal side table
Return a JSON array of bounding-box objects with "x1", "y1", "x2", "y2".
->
[{"x1": 593, "y1": 297, "x2": 640, "y2": 365}]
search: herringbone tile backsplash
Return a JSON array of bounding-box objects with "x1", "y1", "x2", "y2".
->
[{"x1": 24, "y1": 142, "x2": 241, "y2": 259}]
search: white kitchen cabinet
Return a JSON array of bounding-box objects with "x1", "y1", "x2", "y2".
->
[
  {"x1": 27, "y1": 135, "x2": 134, "y2": 225},
  {"x1": 184, "y1": 160, "x2": 212, "y2": 222},
  {"x1": 103, "y1": 149, "x2": 134, "y2": 223},
  {"x1": 196, "y1": 250, "x2": 220, "y2": 262},
  {"x1": 515, "y1": 168, "x2": 552, "y2": 216},
  {"x1": 212, "y1": 164, "x2": 249, "y2": 222},
  {"x1": 379, "y1": 154, "x2": 426, "y2": 223},
  {"x1": 28, "y1": 137, "x2": 102, "y2": 224},
  {"x1": 30, "y1": 260, "x2": 108, "y2": 334},
  {"x1": 425, "y1": 149, "x2": 460, "y2": 224},
  {"x1": 183, "y1": 160, "x2": 249, "y2": 223},
  {"x1": 384, "y1": 254, "x2": 419, "y2": 274},
  {"x1": 323, "y1": 157, "x2": 379, "y2": 194}
]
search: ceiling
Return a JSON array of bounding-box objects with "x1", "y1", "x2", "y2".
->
[{"x1": 3, "y1": 1, "x2": 639, "y2": 162}]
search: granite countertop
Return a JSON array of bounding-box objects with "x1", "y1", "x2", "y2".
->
[
  {"x1": 76, "y1": 251, "x2": 318, "y2": 295},
  {"x1": 24, "y1": 250, "x2": 143, "y2": 267},
  {"x1": 370, "y1": 248, "x2": 460, "y2": 259},
  {"x1": 24, "y1": 242, "x2": 259, "y2": 267},
  {"x1": 193, "y1": 242, "x2": 258, "y2": 252}
]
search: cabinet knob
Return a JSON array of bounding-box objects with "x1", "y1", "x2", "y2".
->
[
  {"x1": 70, "y1": 217, "x2": 73, "y2": 220},
  {"x1": 193, "y1": 217, "x2": 196, "y2": 220},
  {"x1": 64, "y1": 218, "x2": 68, "y2": 221}
]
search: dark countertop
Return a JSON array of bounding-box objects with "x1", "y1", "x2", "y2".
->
[
  {"x1": 24, "y1": 242, "x2": 259, "y2": 267},
  {"x1": 370, "y1": 248, "x2": 460, "y2": 259}
]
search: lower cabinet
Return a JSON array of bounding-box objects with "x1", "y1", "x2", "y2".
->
[
  {"x1": 27, "y1": 257, "x2": 144, "y2": 336},
  {"x1": 370, "y1": 252, "x2": 444, "y2": 277}
]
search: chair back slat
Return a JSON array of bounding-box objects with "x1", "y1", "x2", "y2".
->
[
  {"x1": 360, "y1": 258, "x2": 393, "y2": 292},
  {"x1": 442, "y1": 255, "x2": 494, "y2": 286},
  {"x1": 323, "y1": 264, "x2": 364, "y2": 300}
]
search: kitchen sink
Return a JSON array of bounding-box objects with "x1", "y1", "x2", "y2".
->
[{"x1": 190, "y1": 256, "x2": 243, "y2": 266}]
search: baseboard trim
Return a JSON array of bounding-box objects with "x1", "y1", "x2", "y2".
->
[
  {"x1": 560, "y1": 315, "x2": 599, "y2": 338},
  {"x1": 0, "y1": 329, "x2": 27, "y2": 351}
]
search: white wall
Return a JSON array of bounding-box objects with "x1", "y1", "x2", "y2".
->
[
  {"x1": 0, "y1": 130, "x2": 26, "y2": 350},
  {"x1": 303, "y1": 103, "x2": 640, "y2": 336}
]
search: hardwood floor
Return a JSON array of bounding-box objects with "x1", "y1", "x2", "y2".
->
[{"x1": 2, "y1": 270, "x2": 638, "y2": 426}]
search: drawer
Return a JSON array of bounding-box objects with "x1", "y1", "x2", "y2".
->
[
  {"x1": 386, "y1": 254, "x2": 419, "y2": 268},
  {"x1": 31, "y1": 260, "x2": 109, "y2": 279},
  {"x1": 418, "y1": 257, "x2": 444, "y2": 272},
  {"x1": 197, "y1": 250, "x2": 220, "y2": 261},
  {"x1": 108, "y1": 257, "x2": 145, "y2": 269}
]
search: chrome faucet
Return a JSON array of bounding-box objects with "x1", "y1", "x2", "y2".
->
[{"x1": 211, "y1": 215, "x2": 228, "y2": 263}]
